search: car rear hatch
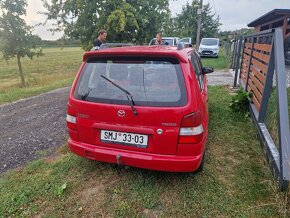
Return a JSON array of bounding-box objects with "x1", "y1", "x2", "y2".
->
[{"x1": 70, "y1": 55, "x2": 189, "y2": 155}]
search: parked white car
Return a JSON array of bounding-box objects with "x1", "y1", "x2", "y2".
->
[
  {"x1": 149, "y1": 37, "x2": 192, "y2": 46},
  {"x1": 198, "y1": 38, "x2": 220, "y2": 57}
]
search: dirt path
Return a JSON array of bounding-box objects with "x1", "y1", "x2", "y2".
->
[{"x1": 0, "y1": 87, "x2": 70, "y2": 174}]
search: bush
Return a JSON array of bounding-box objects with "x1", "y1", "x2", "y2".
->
[{"x1": 229, "y1": 88, "x2": 252, "y2": 114}]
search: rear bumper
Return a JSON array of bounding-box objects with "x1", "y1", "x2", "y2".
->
[
  {"x1": 198, "y1": 51, "x2": 218, "y2": 57},
  {"x1": 68, "y1": 138, "x2": 203, "y2": 172}
]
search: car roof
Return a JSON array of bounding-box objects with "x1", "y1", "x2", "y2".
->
[
  {"x1": 150, "y1": 37, "x2": 178, "y2": 40},
  {"x1": 84, "y1": 46, "x2": 192, "y2": 63}
]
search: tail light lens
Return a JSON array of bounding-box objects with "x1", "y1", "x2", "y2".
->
[
  {"x1": 67, "y1": 104, "x2": 77, "y2": 131},
  {"x1": 178, "y1": 111, "x2": 204, "y2": 144}
]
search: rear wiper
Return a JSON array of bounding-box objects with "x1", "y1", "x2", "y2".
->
[
  {"x1": 81, "y1": 88, "x2": 92, "y2": 101},
  {"x1": 101, "y1": 75, "x2": 138, "y2": 116}
]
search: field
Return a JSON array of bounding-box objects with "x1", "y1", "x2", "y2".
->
[
  {"x1": 0, "y1": 86, "x2": 289, "y2": 217},
  {"x1": 0, "y1": 47, "x2": 231, "y2": 105},
  {"x1": 0, "y1": 47, "x2": 83, "y2": 104}
]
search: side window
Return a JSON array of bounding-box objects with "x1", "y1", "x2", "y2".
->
[
  {"x1": 190, "y1": 52, "x2": 203, "y2": 90},
  {"x1": 195, "y1": 53, "x2": 204, "y2": 89}
]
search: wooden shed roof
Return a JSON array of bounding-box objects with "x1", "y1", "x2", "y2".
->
[{"x1": 248, "y1": 9, "x2": 290, "y2": 27}]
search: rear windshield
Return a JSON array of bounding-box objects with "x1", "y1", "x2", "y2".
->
[
  {"x1": 74, "y1": 57, "x2": 187, "y2": 107},
  {"x1": 201, "y1": 38, "x2": 219, "y2": 46}
]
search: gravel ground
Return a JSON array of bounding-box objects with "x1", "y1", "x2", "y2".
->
[
  {"x1": 207, "y1": 69, "x2": 234, "y2": 86},
  {"x1": 0, "y1": 87, "x2": 70, "y2": 174}
]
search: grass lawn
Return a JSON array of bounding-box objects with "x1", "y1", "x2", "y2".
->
[
  {"x1": 201, "y1": 49, "x2": 230, "y2": 69},
  {"x1": 0, "y1": 47, "x2": 83, "y2": 105},
  {"x1": 264, "y1": 87, "x2": 290, "y2": 147},
  {"x1": 1, "y1": 86, "x2": 289, "y2": 217}
]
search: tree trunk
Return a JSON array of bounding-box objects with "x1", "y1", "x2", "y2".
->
[{"x1": 17, "y1": 54, "x2": 25, "y2": 87}]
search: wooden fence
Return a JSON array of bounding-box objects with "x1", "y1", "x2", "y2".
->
[{"x1": 234, "y1": 28, "x2": 290, "y2": 191}]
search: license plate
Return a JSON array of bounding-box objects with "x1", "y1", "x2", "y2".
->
[{"x1": 100, "y1": 130, "x2": 148, "y2": 148}]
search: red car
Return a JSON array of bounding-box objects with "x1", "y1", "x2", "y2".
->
[{"x1": 66, "y1": 44, "x2": 213, "y2": 172}]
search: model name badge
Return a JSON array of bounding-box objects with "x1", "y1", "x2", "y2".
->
[
  {"x1": 77, "y1": 113, "x2": 89, "y2": 118},
  {"x1": 161, "y1": 123, "x2": 177, "y2": 126}
]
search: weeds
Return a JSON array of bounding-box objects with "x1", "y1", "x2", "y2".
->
[
  {"x1": 229, "y1": 87, "x2": 252, "y2": 116},
  {"x1": 55, "y1": 183, "x2": 67, "y2": 196}
]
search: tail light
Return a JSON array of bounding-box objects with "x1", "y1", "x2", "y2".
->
[
  {"x1": 178, "y1": 110, "x2": 204, "y2": 144},
  {"x1": 67, "y1": 104, "x2": 77, "y2": 131}
]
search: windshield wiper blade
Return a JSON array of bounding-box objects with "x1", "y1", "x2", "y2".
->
[
  {"x1": 101, "y1": 75, "x2": 138, "y2": 116},
  {"x1": 81, "y1": 88, "x2": 92, "y2": 101}
]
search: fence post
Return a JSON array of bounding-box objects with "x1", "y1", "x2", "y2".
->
[
  {"x1": 233, "y1": 35, "x2": 243, "y2": 87},
  {"x1": 274, "y1": 28, "x2": 290, "y2": 189},
  {"x1": 231, "y1": 34, "x2": 237, "y2": 69}
]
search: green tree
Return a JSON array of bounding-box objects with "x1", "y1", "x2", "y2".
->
[
  {"x1": 218, "y1": 28, "x2": 254, "y2": 44},
  {"x1": 173, "y1": 0, "x2": 220, "y2": 45},
  {"x1": 0, "y1": 0, "x2": 42, "y2": 87},
  {"x1": 103, "y1": 1, "x2": 139, "y2": 43},
  {"x1": 41, "y1": 0, "x2": 170, "y2": 49},
  {"x1": 218, "y1": 30, "x2": 232, "y2": 42},
  {"x1": 128, "y1": 0, "x2": 170, "y2": 44},
  {"x1": 201, "y1": 4, "x2": 220, "y2": 38},
  {"x1": 236, "y1": 28, "x2": 254, "y2": 36}
]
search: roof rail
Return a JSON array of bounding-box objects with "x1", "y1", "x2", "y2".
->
[
  {"x1": 99, "y1": 43, "x2": 133, "y2": 50},
  {"x1": 177, "y1": 42, "x2": 193, "y2": 50}
]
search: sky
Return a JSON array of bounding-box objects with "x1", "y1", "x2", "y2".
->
[{"x1": 24, "y1": 0, "x2": 290, "y2": 40}]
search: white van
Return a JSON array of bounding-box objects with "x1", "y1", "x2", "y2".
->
[{"x1": 198, "y1": 38, "x2": 220, "y2": 57}]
